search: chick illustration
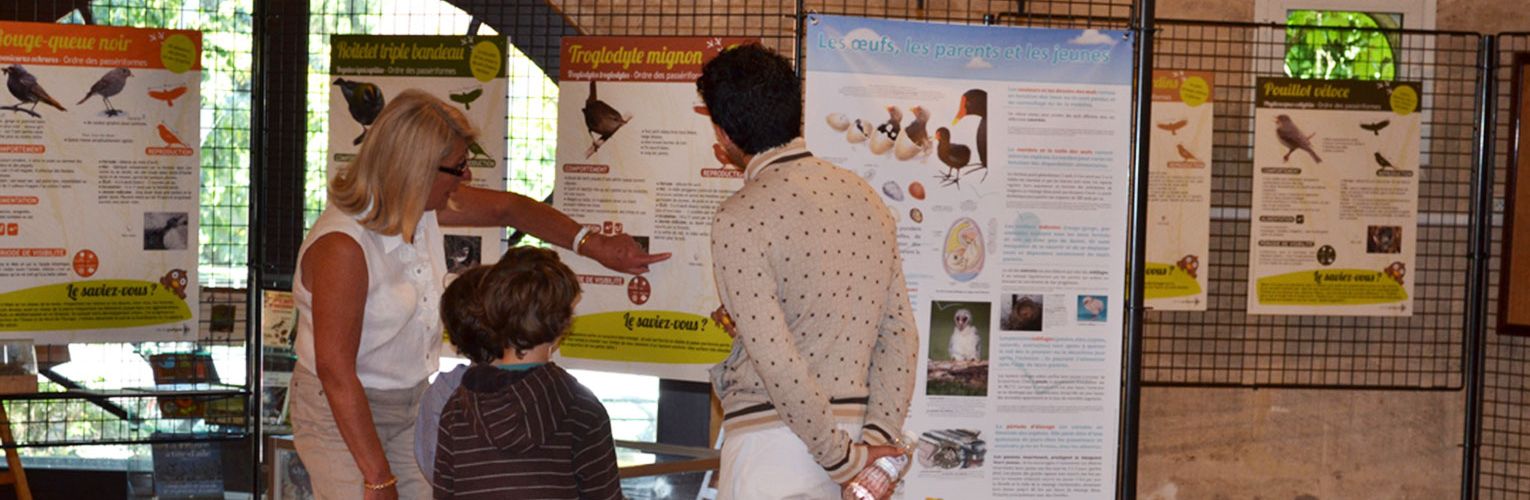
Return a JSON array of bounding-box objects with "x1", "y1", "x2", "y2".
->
[
  {"x1": 582, "y1": 80, "x2": 633, "y2": 158},
  {"x1": 449, "y1": 88, "x2": 483, "y2": 110},
  {"x1": 157, "y1": 123, "x2": 189, "y2": 148},
  {"x1": 333, "y1": 78, "x2": 385, "y2": 145},
  {"x1": 876, "y1": 106, "x2": 902, "y2": 141},
  {"x1": 1175, "y1": 143, "x2": 1198, "y2": 162},
  {"x1": 846, "y1": 119, "x2": 873, "y2": 144},
  {"x1": 935, "y1": 127, "x2": 980, "y2": 187},
  {"x1": 78, "y1": 67, "x2": 132, "y2": 117},
  {"x1": 1374, "y1": 152, "x2": 1394, "y2": 170},
  {"x1": 896, "y1": 105, "x2": 932, "y2": 161},
  {"x1": 3, "y1": 65, "x2": 66, "y2": 113},
  {"x1": 160, "y1": 269, "x2": 190, "y2": 300},
  {"x1": 869, "y1": 124, "x2": 896, "y2": 155},
  {"x1": 1275, "y1": 114, "x2": 1321, "y2": 163},
  {"x1": 148, "y1": 85, "x2": 188, "y2": 107},
  {"x1": 1157, "y1": 119, "x2": 1188, "y2": 135},
  {"x1": 953, "y1": 90, "x2": 988, "y2": 168},
  {"x1": 1360, "y1": 119, "x2": 1390, "y2": 135}
]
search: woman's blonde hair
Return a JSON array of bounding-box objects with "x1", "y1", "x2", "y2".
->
[{"x1": 329, "y1": 89, "x2": 477, "y2": 240}]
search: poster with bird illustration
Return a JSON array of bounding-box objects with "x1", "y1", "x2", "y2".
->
[
  {"x1": 550, "y1": 36, "x2": 754, "y2": 382},
  {"x1": 327, "y1": 35, "x2": 509, "y2": 270},
  {"x1": 1249, "y1": 77, "x2": 1421, "y2": 316},
  {"x1": 0, "y1": 21, "x2": 202, "y2": 343},
  {"x1": 1145, "y1": 70, "x2": 1213, "y2": 311},
  {"x1": 805, "y1": 15, "x2": 1132, "y2": 499}
]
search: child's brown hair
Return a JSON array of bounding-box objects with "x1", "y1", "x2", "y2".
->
[{"x1": 441, "y1": 246, "x2": 581, "y2": 364}]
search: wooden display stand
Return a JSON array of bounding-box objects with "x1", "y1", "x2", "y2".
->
[{"x1": 0, "y1": 404, "x2": 32, "y2": 500}]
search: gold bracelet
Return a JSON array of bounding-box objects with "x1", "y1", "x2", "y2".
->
[
  {"x1": 364, "y1": 476, "x2": 397, "y2": 490},
  {"x1": 575, "y1": 230, "x2": 595, "y2": 256}
]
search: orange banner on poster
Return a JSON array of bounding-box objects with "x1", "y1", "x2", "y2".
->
[{"x1": 0, "y1": 21, "x2": 201, "y2": 72}]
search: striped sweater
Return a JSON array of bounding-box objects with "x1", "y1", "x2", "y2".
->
[{"x1": 433, "y1": 363, "x2": 622, "y2": 499}]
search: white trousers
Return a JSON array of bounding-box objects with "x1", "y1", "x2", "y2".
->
[{"x1": 717, "y1": 423, "x2": 857, "y2": 500}]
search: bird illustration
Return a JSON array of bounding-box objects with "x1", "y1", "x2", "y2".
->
[
  {"x1": 467, "y1": 141, "x2": 491, "y2": 160},
  {"x1": 1374, "y1": 152, "x2": 1395, "y2": 170},
  {"x1": 449, "y1": 88, "x2": 483, "y2": 110},
  {"x1": 157, "y1": 123, "x2": 188, "y2": 148},
  {"x1": 876, "y1": 106, "x2": 902, "y2": 141},
  {"x1": 935, "y1": 127, "x2": 980, "y2": 187},
  {"x1": 3, "y1": 65, "x2": 66, "y2": 113},
  {"x1": 1383, "y1": 262, "x2": 1406, "y2": 285},
  {"x1": 582, "y1": 80, "x2": 632, "y2": 158},
  {"x1": 149, "y1": 86, "x2": 189, "y2": 107},
  {"x1": 159, "y1": 269, "x2": 189, "y2": 300},
  {"x1": 1157, "y1": 119, "x2": 1188, "y2": 135},
  {"x1": 78, "y1": 67, "x2": 132, "y2": 116},
  {"x1": 846, "y1": 119, "x2": 872, "y2": 144},
  {"x1": 1274, "y1": 114, "x2": 1321, "y2": 163},
  {"x1": 333, "y1": 78, "x2": 385, "y2": 145},
  {"x1": 896, "y1": 105, "x2": 932, "y2": 161},
  {"x1": 953, "y1": 89, "x2": 987, "y2": 168},
  {"x1": 1175, "y1": 143, "x2": 1198, "y2": 162},
  {"x1": 1360, "y1": 119, "x2": 1390, "y2": 135},
  {"x1": 1176, "y1": 254, "x2": 1200, "y2": 279}
]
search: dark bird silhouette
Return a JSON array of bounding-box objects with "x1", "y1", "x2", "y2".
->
[
  {"x1": 953, "y1": 89, "x2": 987, "y2": 167},
  {"x1": 148, "y1": 85, "x2": 188, "y2": 107},
  {"x1": 876, "y1": 106, "x2": 902, "y2": 141},
  {"x1": 449, "y1": 88, "x2": 483, "y2": 110},
  {"x1": 3, "y1": 65, "x2": 66, "y2": 113},
  {"x1": 1275, "y1": 114, "x2": 1321, "y2": 163},
  {"x1": 1175, "y1": 143, "x2": 1198, "y2": 162},
  {"x1": 78, "y1": 67, "x2": 132, "y2": 116},
  {"x1": 1374, "y1": 152, "x2": 1394, "y2": 170},
  {"x1": 1360, "y1": 119, "x2": 1390, "y2": 135},
  {"x1": 935, "y1": 127, "x2": 983, "y2": 187},
  {"x1": 582, "y1": 80, "x2": 632, "y2": 158},
  {"x1": 157, "y1": 123, "x2": 188, "y2": 148},
  {"x1": 333, "y1": 78, "x2": 385, "y2": 145},
  {"x1": 1157, "y1": 119, "x2": 1188, "y2": 135}
]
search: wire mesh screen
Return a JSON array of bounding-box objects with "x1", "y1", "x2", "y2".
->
[
  {"x1": 1140, "y1": 20, "x2": 1479, "y2": 388},
  {"x1": 0, "y1": 0, "x2": 255, "y2": 453},
  {"x1": 1479, "y1": 32, "x2": 1530, "y2": 500}
]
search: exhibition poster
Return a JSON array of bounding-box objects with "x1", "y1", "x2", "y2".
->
[
  {"x1": 327, "y1": 35, "x2": 509, "y2": 274},
  {"x1": 551, "y1": 36, "x2": 754, "y2": 381},
  {"x1": 0, "y1": 21, "x2": 202, "y2": 342},
  {"x1": 1249, "y1": 77, "x2": 1420, "y2": 316},
  {"x1": 1144, "y1": 70, "x2": 1213, "y2": 311},
  {"x1": 805, "y1": 15, "x2": 1131, "y2": 499}
]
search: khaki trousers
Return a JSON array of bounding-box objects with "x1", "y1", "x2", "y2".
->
[{"x1": 289, "y1": 367, "x2": 431, "y2": 499}]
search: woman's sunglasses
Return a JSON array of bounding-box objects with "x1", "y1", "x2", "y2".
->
[{"x1": 438, "y1": 157, "x2": 469, "y2": 178}]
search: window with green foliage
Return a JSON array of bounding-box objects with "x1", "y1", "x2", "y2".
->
[{"x1": 1285, "y1": 10, "x2": 1401, "y2": 81}]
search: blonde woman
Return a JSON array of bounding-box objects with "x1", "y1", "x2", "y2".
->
[{"x1": 288, "y1": 90, "x2": 667, "y2": 500}]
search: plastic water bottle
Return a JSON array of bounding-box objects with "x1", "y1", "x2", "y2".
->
[{"x1": 841, "y1": 435, "x2": 914, "y2": 500}]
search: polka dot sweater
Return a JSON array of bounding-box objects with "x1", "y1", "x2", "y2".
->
[{"x1": 710, "y1": 138, "x2": 918, "y2": 483}]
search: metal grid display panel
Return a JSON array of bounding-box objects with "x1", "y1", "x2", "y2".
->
[
  {"x1": 1479, "y1": 32, "x2": 1530, "y2": 500},
  {"x1": 0, "y1": 0, "x2": 256, "y2": 453},
  {"x1": 1140, "y1": 21, "x2": 1478, "y2": 389}
]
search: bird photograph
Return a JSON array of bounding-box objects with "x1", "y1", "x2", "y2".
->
[
  {"x1": 895, "y1": 105, "x2": 932, "y2": 161},
  {"x1": 1175, "y1": 143, "x2": 1199, "y2": 162},
  {"x1": 1360, "y1": 119, "x2": 1390, "y2": 135},
  {"x1": 78, "y1": 67, "x2": 132, "y2": 117},
  {"x1": 1274, "y1": 114, "x2": 1322, "y2": 163},
  {"x1": 1156, "y1": 119, "x2": 1188, "y2": 135},
  {"x1": 3, "y1": 65, "x2": 66, "y2": 118},
  {"x1": 148, "y1": 85, "x2": 188, "y2": 107},
  {"x1": 333, "y1": 78, "x2": 385, "y2": 145},
  {"x1": 157, "y1": 123, "x2": 189, "y2": 148},
  {"x1": 582, "y1": 80, "x2": 633, "y2": 158},
  {"x1": 449, "y1": 87, "x2": 482, "y2": 110},
  {"x1": 952, "y1": 89, "x2": 988, "y2": 170}
]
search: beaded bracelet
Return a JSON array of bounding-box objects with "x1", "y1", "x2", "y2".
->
[{"x1": 364, "y1": 476, "x2": 397, "y2": 491}]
